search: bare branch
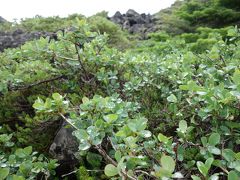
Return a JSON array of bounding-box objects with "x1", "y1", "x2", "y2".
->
[
  {"x1": 94, "y1": 145, "x2": 117, "y2": 166},
  {"x1": 59, "y1": 113, "x2": 78, "y2": 130},
  {"x1": 9, "y1": 75, "x2": 65, "y2": 91},
  {"x1": 75, "y1": 44, "x2": 88, "y2": 77}
]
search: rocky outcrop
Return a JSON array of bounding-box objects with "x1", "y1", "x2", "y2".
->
[
  {"x1": 110, "y1": 9, "x2": 157, "y2": 38},
  {"x1": 0, "y1": 29, "x2": 56, "y2": 52}
]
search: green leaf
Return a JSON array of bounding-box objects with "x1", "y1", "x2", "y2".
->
[
  {"x1": 161, "y1": 155, "x2": 175, "y2": 173},
  {"x1": 158, "y1": 133, "x2": 169, "y2": 143},
  {"x1": 124, "y1": 136, "x2": 137, "y2": 149},
  {"x1": 228, "y1": 170, "x2": 239, "y2": 180},
  {"x1": 197, "y1": 161, "x2": 208, "y2": 177},
  {"x1": 208, "y1": 146, "x2": 221, "y2": 155},
  {"x1": 104, "y1": 164, "x2": 118, "y2": 177},
  {"x1": 126, "y1": 157, "x2": 138, "y2": 170},
  {"x1": 103, "y1": 114, "x2": 118, "y2": 123},
  {"x1": 232, "y1": 69, "x2": 240, "y2": 85},
  {"x1": 91, "y1": 136, "x2": 103, "y2": 146},
  {"x1": 115, "y1": 126, "x2": 131, "y2": 138},
  {"x1": 32, "y1": 97, "x2": 44, "y2": 111},
  {"x1": 12, "y1": 175, "x2": 25, "y2": 180},
  {"x1": 117, "y1": 157, "x2": 126, "y2": 172},
  {"x1": 205, "y1": 158, "x2": 214, "y2": 170},
  {"x1": 115, "y1": 151, "x2": 121, "y2": 162},
  {"x1": 201, "y1": 137, "x2": 208, "y2": 146},
  {"x1": 228, "y1": 29, "x2": 237, "y2": 37},
  {"x1": 208, "y1": 133, "x2": 220, "y2": 146},
  {"x1": 23, "y1": 146, "x2": 32, "y2": 156},
  {"x1": 73, "y1": 129, "x2": 89, "y2": 141},
  {"x1": 44, "y1": 98, "x2": 52, "y2": 109},
  {"x1": 197, "y1": 158, "x2": 213, "y2": 177},
  {"x1": 223, "y1": 149, "x2": 235, "y2": 162},
  {"x1": 167, "y1": 94, "x2": 177, "y2": 103},
  {"x1": 139, "y1": 130, "x2": 152, "y2": 138},
  {"x1": 52, "y1": 93, "x2": 63, "y2": 101},
  {"x1": 15, "y1": 149, "x2": 26, "y2": 158},
  {"x1": 235, "y1": 152, "x2": 240, "y2": 160},
  {"x1": 127, "y1": 117, "x2": 147, "y2": 132},
  {"x1": 0, "y1": 134, "x2": 12, "y2": 143},
  {"x1": 191, "y1": 175, "x2": 201, "y2": 180},
  {"x1": 232, "y1": 161, "x2": 240, "y2": 172},
  {"x1": 179, "y1": 81, "x2": 202, "y2": 91},
  {"x1": 82, "y1": 97, "x2": 89, "y2": 103},
  {"x1": 0, "y1": 168, "x2": 9, "y2": 180},
  {"x1": 177, "y1": 146, "x2": 184, "y2": 161},
  {"x1": 115, "y1": 130, "x2": 127, "y2": 137},
  {"x1": 178, "y1": 120, "x2": 188, "y2": 133},
  {"x1": 19, "y1": 161, "x2": 32, "y2": 176},
  {"x1": 78, "y1": 141, "x2": 91, "y2": 151}
]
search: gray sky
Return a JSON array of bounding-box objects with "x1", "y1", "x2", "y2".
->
[{"x1": 1, "y1": 0, "x2": 175, "y2": 21}]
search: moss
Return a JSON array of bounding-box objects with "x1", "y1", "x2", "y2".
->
[{"x1": 77, "y1": 166, "x2": 94, "y2": 180}]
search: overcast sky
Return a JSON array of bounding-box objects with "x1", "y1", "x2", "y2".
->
[{"x1": 1, "y1": 0, "x2": 175, "y2": 21}]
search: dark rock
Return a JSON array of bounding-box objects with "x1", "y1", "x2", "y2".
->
[
  {"x1": 111, "y1": 11, "x2": 124, "y2": 24},
  {"x1": 126, "y1": 9, "x2": 139, "y2": 17},
  {"x1": 49, "y1": 121, "x2": 78, "y2": 162},
  {"x1": 114, "y1": 11, "x2": 123, "y2": 18},
  {"x1": 110, "y1": 9, "x2": 156, "y2": 39},
  {"x1": 0, "y1": 16, "x2": 57, "y2": 52},
  {"x1": 0, "y1": 29, "x2": 56, "y2": 52},
  {"x1": 49, "y1": 121, "x2": 79, "y2": 178}
]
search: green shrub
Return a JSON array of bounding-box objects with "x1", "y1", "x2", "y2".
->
[
  {"x1": 0, "y1": 128, "x2": 58, "y2": 179},
  {"x1": 88, "y1": 15, "x2": 131, "y2": 49},
  {"x1": 176, "y1": 0, "x2": 240, "y2": 28},
  {"x1": 148, "y1": 31, "x2": 170, "y2": 42},
  {"x1": 1, "y1": 16, "x2": 240, "y2": 180}
]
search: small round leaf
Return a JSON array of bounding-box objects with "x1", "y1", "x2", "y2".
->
[
  {"x1": 208, "y1": 133, "x2": 220, "y2": 146},
  {"x1": 161, "y1": 155, "x2": 175, "y2": 173},
  {"x1": 104, "y1": 164, "x2": 118, "y2": 177}
]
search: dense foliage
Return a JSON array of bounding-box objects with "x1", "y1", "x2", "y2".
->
[
  {"x1": 154, "y1": 0, "x2": 240, "y2": 35},
  {"x1": 177, "y1": 0, "x2": 240, "y2": 27},
  {"x1": 1, "y1": 1, "x2": 240, "y2": 179}
]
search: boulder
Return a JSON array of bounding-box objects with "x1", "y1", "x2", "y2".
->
[
  {"x1": 49, "y1": 121, "x2": 78, "y2": 162},
  {"x1": 126, "y1": 9, "x2": 139, "y2": 17},
  {"x1": 110, "y1": 9, "x2": 156, "y2": 39},
  {"x1": 49, "y1": 121, "x2": 79, "y2": 177},
  {"x1": 111, "y1": 11, "x2": 124, "y2": 24}
]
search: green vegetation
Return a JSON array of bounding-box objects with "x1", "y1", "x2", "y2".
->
[
  {"x1": 1, "y1": 0, "x2": 240, "y2": 179},
  {"x1": 88, "y1": 15, "x2": 131, "y2": 50},
  {"x1": 0, "y1": 128, "x2": 58, "y2": 179},
  {"x1": 0, "y1": 14, "x2": 85, "y2": 32},
  {"x1": 154, "y1": 0, "x2": 240, "y2": 35},
  {"x1": 176, "y1": 0, "x2": 240, "y2": 27}
]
